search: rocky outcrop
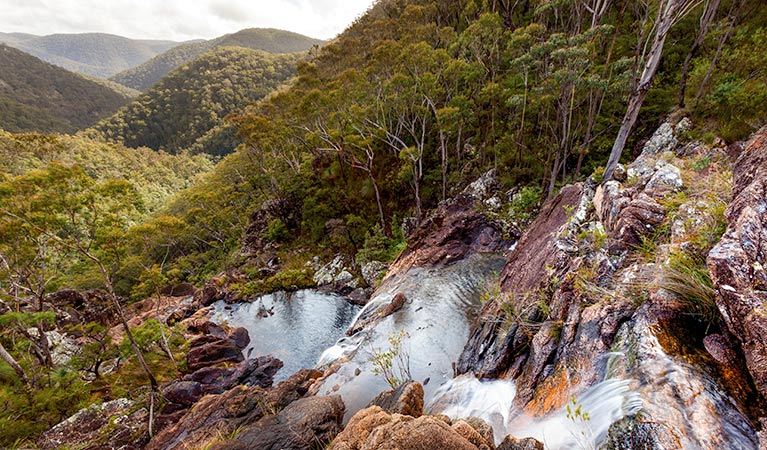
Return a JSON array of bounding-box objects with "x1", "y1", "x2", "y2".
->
[
  {"x1": 38, "y1": 398, "x2": 148, "y2": 450},
  {"x1": 368, "y1": 381, "x2": 424, "y2": 417},
  {"x1": 211, "y1": 395, "x2": 345, "y2": 450},
  {"x1": 331, "y1": 406, "x2": 480, "y2": 450},
  {"x1": 708, "y1": 125, "x2": 767, "y2": 396},
  {"x1": 455, "y1": 122, "x2": 761, "y2": 447},
  {"x1": 457, "y1": 184, "x2": 584, "y2": 377},
  {"x1": 385, "y1": 169, "x2": 513, "y2": 278},
  {"x1": 148, "y1": 368, "x2": 324, "y2": 450}
]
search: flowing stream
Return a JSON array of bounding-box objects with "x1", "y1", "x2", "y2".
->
[
  {"x1": 314, "y1": 253, "x2": 507, "y2": 420},
  {"x1": 210, "y1": 290, "x2": 360, "y2": 382}
]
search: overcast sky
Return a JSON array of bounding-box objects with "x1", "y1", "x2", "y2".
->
[{"x1": 0, "y1": 0, "x2": 377, "y2": 41}]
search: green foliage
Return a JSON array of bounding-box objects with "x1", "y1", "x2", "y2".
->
[
  {"x1": 356, "y1": 224, "x2": 406, "y2": 265},
  {"x1": 0, "y1": 365, "x2": 92, "y2": 447},
  {"x1": 509, "y1": 186, "x2": 542, "y2": 224},
  {"x1": 239, "y1": 268, "x2": 315, "y2": 297},
  {"x1": 660, "y1": 251, "x2": 719, "y2": 325},
  {"x1": 0, "y1": 44, "x2": 129, "y2": 133},
  {"x1": 92, "y1": 46, "x2": 304, "y2": 155},
  {"x1": 264, "y1": 218, "x2": 290, "y2": 242},
  {"x1": 369, "y1": 329, "x2": 412, "y2": 389}
]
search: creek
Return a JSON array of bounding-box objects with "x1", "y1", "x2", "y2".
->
[{"x1": 210, "y1": 290, "x2": 361, "y2": 382}]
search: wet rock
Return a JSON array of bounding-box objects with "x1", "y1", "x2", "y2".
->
[
  {"x1": 331, "y1": 406, "x2": 479, "y2": 450},
  {"x1": 162, "y1": 381, "x2": 204, "y2": 407},
  {"x1": 227, "y1": 327, "x2": 250, "y2": 349},
  {"x1": 708, "y1": 125, "x2": 767, "y2": 396},
  {"x1": 38, "y1": 398, "x2": 148, "y2": 450},
  {"x1": 233, "y1": 355, "x2": 283, "y2": 388},
  {"x1": 458, "y1": 184, "x2": 583, "y2": 377},
  {"x1": 599, "y1": 416, "x2": 678, "y2": 449},
  {"x1": 497, "y1": 436, "x2": 543, "y2": 450},
  {"x1": 195, "y1": 281, "x2": 222, "y2": 307},
  {"x1": 368, "y1": 381, "x2": 424, "y2": 417},
  {"x1": 703, "y1": 333, "x2": 738, "y2": 364},
  {"x1": 186, "y1": 338, "x2": 243, "y2": 371},
  {"x1": 211, "y1": 395, "x2": 345, "y2": 450},
  {"x1": 381, "y1": 293, "x2": 407, "y2": 317}
]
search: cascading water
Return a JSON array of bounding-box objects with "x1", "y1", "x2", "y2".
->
[
  {"x1": 427, "y1": 375, "x2": 642, "y2": 449},
  {"x1": 313, "y1": 253, "x2": 507, "y2": 421},
  {"x1": 210, "y1": 289, "x2": 360, "y2": 382}
]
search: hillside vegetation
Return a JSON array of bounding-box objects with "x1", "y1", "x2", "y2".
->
[
  {"x1": 89, "y1": 46, "x2": 303, "y2": 155},
  {"x1": 0, "y1": 45, "x2": 132, "y2": 133},
  {"x1": 0, "y1": 131, "x2": 213, "y2": 212},
  {"x1": 0, "y1": 32, "x2": 182, "y2": 78},
  {"x1": 130, "y1": 0, "x2": 767, "y2": 285},
  {"x1": 110, "y1": 28, "x2": 323, "y2": 91}
]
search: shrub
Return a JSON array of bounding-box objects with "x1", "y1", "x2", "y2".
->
[{"x1": 659, "y1": 251, "x2": 719, "y2": 325}]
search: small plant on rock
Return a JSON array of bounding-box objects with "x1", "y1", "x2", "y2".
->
[{"x1": 369, "y1": 329, "x2": 412, "y2": 389}]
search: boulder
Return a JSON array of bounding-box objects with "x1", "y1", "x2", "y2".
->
[
  {"x1": 162, "y1": 381, "x2": 204, "y2": 407},
  {"x1": 380, "y1": 293, "x2": 407, "y2": 317},
  {"x1": 367, "y1": 381, "x2": 424, "y2": 417},
  {"x1": 211, "y1": 395, "x2": 345, "y2": 450},
  {"x1": 227, "y1": 327, "x2": 250, "y2": 349},
  {"x1": 708, "y1": 125, "x2": 767, "y2": 395},
  {"x1": 362, "y1": 261, "x2": 389, "y2": 287},
  {"x1": 496, "y1": 436, "x2": 543, "y2": 450},
  {"x1": 186, "y1": 338, "x2": 244, "y2": 371},
  {"x1": 332, "y1": 406, "x2": 479, "y2": 450}
]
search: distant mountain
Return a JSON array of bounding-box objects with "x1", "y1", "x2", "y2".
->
[
  {"x1": 0, "y1": 32, "x2": 183, "y2": 78},
  {"x1": 110, "y1": 28, "x2": 323, "y2": 91},
  {"x1": 0, "y1": 44, "x2": 131, "y2": 133},
  {"x1": 89, "y1": 46, "x2": 303, "y2": 155}
]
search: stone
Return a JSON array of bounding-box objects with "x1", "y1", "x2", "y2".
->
[
  {"x1": 162, "y1": 381, "x2": 204, "y2": 407},
  {"x1": 362, "y1": 261, "x2": 389, "y2": 287},
  {"x1": 380, "y1": 293, "x2": 407, "y2": 317},
  {"x1": 186, "y1": 338, "x2": 244, "y2": 372},
  {"x1": 368, "y1": 381, "x2": 424, "y2": 417},
  {"x1": 38, "y1": 398, "x2": 148, "y2": 450},
  {"x1": 227, "y1": 327, "x2": 250, "y2": 349},
  {"x1": 708, "y1": 125, "x2": 767, "y2": 395},
  {"x1": 314, "y1": 255, "x2": 348, "y2": 286},
  {"x1": 612, "y1": 164, "x2": 627, "y2": 182},
  {"x1": 452, "y1": 420, "x2": 493, "y2": 449},
  {"x1": 496, "y1": 435, "x2": 543, "y2": 450},
  {"x1": 211, "y1": 395, "x2": 345, "y2": 450},
  {"x1": 640, "y1": 122, "x2": 677, "y2": 156},
  {"x1": 332, "y1": 406, "x2": 479, "y2": 450},
  {"x1": 463, "y1": 417, "x2": 495, "y2": 448},
  {"x1": 644, "y1": 163, "x2": 683, "y2": 194}
]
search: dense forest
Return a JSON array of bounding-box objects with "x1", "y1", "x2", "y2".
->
[
  {"x1": 110, "y1": 28, "x2": 324, "y2": 91},
  {"x1": 1, "y1": 0, "x2": 767, "y2": 446},
  {"x1": 89, "y1": 46, "x2": 304, "y2": 155},
  {"x1": 0, "y1": 32, "x2": 182, "y2": 78},
  {"x1": 0, "y1": 44, "x2": 132, "y2": 133}
]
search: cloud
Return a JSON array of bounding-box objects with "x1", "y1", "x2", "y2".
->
[{"x1": 0, "y1": 0, "x2": 376, "y2": 41}]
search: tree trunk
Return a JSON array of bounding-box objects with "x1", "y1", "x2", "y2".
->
[
  {"x1": 0, "y1": 341, "x2": 29, "y2": 386},
  {"x1": 694, "y1": 3, "x2": 739, "y2": 108},
  {"x1": 604, "y1": 0, "x2": 700, "y2": 182},
  {"x1": 679, "y1": 0, "x2": 720, "y2": 108}
]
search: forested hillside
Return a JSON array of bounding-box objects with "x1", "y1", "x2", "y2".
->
[
  {"x1": 89, "y1": 46, "x2": 303, "y2": 155},
  {"x1": 2, "y1": 0, "x2": 767, "y2": 447},
  {"x1": 0, "y1": 45, "x2": 132, "y2": 133},
  {"x1": 125, "y1": 0, "x2": 766, "y2": 285},
  {"x1": 0, "y1": 32, "x2": 182, "y2": 78},
  {"x1": 110, "y1": 28, "x2": 323, "y2": 91},
  {"x1": 0, "y1": 131, "x2": 213, "y2": 211}
]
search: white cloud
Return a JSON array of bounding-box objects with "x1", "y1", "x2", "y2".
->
[{"x1": 0, "y1": 0, "x2": 376, "y2": 41}]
